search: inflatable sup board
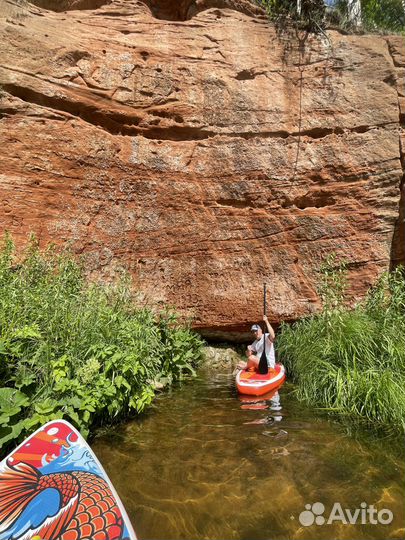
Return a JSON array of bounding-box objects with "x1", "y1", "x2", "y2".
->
[
  {"x1": 0, "y1": 419, "x2": 136, "y2": 540},
  {"x1": 236, "y1": 363, "x2": 286, "y2": 396}
]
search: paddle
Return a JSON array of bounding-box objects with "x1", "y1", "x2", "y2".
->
[{"x1": 257, "y1": 283, "x2": 269, "y2": 375}]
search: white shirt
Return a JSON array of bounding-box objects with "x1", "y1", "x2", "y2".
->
[{"x1": 251, "y1": 333, "x2": 275, "y2": 368}]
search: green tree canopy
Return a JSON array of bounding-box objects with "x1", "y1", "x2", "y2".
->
[{"x1": 255, "y1": 0, "x2": 405, "y2": 32}]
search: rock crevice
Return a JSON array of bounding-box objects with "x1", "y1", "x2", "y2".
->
[{"x1": 384, "y1": 36, "x2": 405, "y2": 268}]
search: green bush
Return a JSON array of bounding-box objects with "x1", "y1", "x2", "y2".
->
[
  {"x1": 256, "y1": 0, "x2": 327, "y2": 31},
  {"x1": 0, "y1": 234, "x2": 203, "y2": 451},
  {"x1": 255, "y1": 0, "x2": 405, "y2": 34},
  {"x1": 278, "y1": 255, "x2": 405, "y2": 435},
  {"x1": 334, "y1": 0, "x2": 405, "y2": 33}
]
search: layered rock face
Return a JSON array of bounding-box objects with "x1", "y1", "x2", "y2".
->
[{"x1": 0, "y1": 0, "x2": 403, "y2": 339}]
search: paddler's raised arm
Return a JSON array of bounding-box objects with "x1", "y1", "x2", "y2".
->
[{"x1": 263, "y1": 314, "x2": 275, "y2": 342}]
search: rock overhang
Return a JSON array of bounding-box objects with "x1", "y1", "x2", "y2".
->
[{"x1": 26, "y1": 0, "x2": 266, "y2": 20}]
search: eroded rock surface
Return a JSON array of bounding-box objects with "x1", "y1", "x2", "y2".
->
[{"x1": 0, "y1": 0, "x2": 403, "y2": 339}]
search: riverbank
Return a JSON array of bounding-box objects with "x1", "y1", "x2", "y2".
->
[
  {"x1": 0, "y1": 235, "x2": 203, "y2": 451},
  {"x1": 201, "y1": 259, "x2": 405, "y2": 437},
  {"x1": 277, "y1": 261, "x2": 405, "y2": 436}
]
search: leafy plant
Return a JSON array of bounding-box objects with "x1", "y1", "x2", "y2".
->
[
  {"x1": 0, "y1": 234, "x2": 204, "y2": 451},
  {"x1": 254, "y1": 0, "x2": 405, "y2": 33},
  {"x1": 336, "y1": 0, "x2": 405, "y2": 32},
  {"x1": 256, "y1": 0, "x2": 327, "y2": 32}
]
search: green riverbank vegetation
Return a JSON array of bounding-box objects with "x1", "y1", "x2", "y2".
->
[
  {"x1": 256, "y1": 0, "x2": 405, "y2": 34},
  {"x1": 0, "y1": 235, "x2": 203, "y2": 451},
  {"x1": 278, "y1": 255, "x2": 405, "y2": 435}
]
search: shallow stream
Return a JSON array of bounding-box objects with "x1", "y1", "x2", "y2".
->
[{"x1": 92, "y1": 368, "x2": 405, "y2": 540}]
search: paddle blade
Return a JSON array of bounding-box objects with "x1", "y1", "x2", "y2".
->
[{"x1": 258, "y1": 350, "x2": 268, "y2": 375}]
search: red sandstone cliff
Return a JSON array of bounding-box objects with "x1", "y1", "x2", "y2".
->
[{"x1": 0, "y1": 0, "x2": 404, "y2": 339}]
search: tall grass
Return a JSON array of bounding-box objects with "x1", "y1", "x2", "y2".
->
[
  {"x1": 0, "y1": 234, "x2": 203, "y2": 452},
  {"x1": 278, "y1": 255, "x2": 405, "y2": 435}
]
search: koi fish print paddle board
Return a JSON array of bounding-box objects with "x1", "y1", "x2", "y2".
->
[{"x1": 0, "y1": 420, "x2": 136, "y2": 540}]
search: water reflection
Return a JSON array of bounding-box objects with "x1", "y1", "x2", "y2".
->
[
  {"x1": 241, "y1": 391, "x2": 283, "y2": 426},
  {"x1": 92, "y1": 370, "x2": 405, "y2": 540}
]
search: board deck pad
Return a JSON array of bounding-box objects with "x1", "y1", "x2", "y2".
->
[{"x1": 0, "y1": 419, "x2": 136, "y2": 540}]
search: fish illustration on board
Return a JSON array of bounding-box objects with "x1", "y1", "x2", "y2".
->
[{"x1": 0, "y1": 420, "x2": 136, "y2": 540}]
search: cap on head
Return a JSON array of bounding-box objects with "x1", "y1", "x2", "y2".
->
[{"x1": 250, "y1": 324, "x2": 261, "y2": 332}]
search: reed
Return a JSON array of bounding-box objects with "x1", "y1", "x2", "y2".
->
[{"x1": 278, "y1": 256, "x2": 405, "y2": 435}]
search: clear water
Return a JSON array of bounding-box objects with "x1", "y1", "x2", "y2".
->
[{"x1": 92, "y1": 368, "x2": 405, "y2": 540}]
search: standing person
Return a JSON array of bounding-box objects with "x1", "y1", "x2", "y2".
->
[{"x1": 250, "y1": 315, "x2": 276, "y2": 369}]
